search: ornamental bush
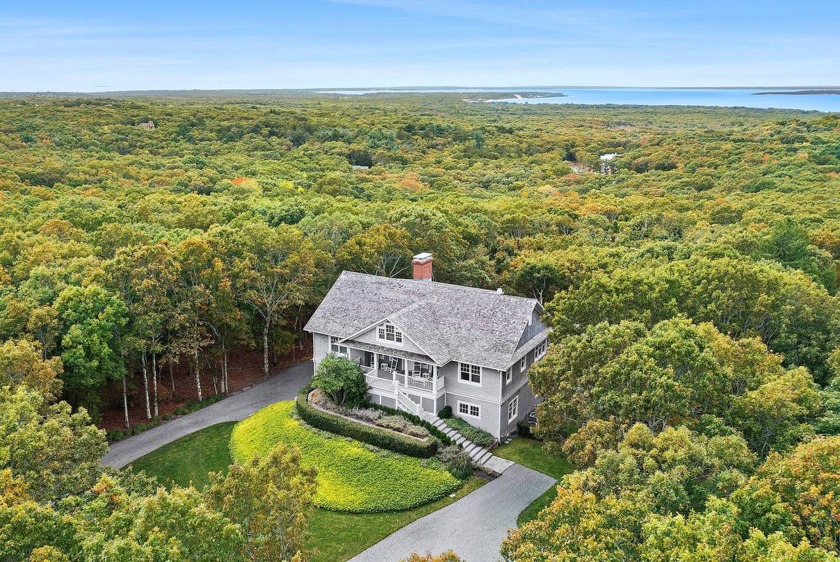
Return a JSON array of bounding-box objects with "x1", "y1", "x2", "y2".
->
[
  {"x1": 231, "y1": 401, "x2": 461, "y2": 513},
  {"x1": 311, "y1": 354, "x2": 368, "y2": 408}
]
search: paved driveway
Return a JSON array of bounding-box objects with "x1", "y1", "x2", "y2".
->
[
  {"x1": 350, "y1": 463, "x2": 556, "y2": 562},
  {"x1": 102, "y1": 361, "x2": 313, "y2": 468}
]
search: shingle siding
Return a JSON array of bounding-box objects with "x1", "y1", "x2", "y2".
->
[
  {"x1": 499, "y1": 384, "x2": 539, "y2": 438},
  {"x1": 445, "y1": 391, "x2": 501, "y2": 437},
  {"x1": 313, "y1": 332, "x2": 330, "y2": 369},
  {"x1": 353, "y1": 325, "x2": 429, "y2": 357}
]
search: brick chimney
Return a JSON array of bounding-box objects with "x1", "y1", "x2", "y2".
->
[{"x1": 412, "y1": 252, "x2": 433, "y2": 281}]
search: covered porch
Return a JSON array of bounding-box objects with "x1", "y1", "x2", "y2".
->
[{"x1": 331, "y1": 337, "x2": 444, "y2": 395}]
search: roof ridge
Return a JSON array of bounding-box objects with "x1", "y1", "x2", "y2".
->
[{"x1": 339, "y1": 270, "x2": 539, "y2": 304}]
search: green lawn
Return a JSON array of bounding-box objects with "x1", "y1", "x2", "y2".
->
[
  {"x1": 231, "y1": 401, "x2": 462, "y2": 512},
  {"x1": 127, "y1": 405, "x2": 483, "y2": 561},
  {"x1": 493, "y1": 437, "x2": 573, "y2": 526},
  {"x1": 307, "y1": 476, "x2": 485, "y2": 562},
  {"x1": 127, "y1": 421, "x2": 235, "y2": 489}
]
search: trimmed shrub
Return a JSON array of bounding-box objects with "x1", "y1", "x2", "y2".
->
[
  {"x1": 516, "y1": 420, "x2": 533, "y2": 439},
  {"x1": 232, "y1": 401, "x2": 461, "y2": 512},
  {"x1": 438, "y1": 405, "x2": 453, "y2": 419},
  {"x1": 311, "y1": 353, "x2": 368, "y2": 408},
  {"x1": 445, "y1": 417, "x2": 495, "y2": 447},
  {"x1": 296, "y1": 390, "x2": 438, "y2": 458},
  {"x1": 437, "y1": 445, "x2": 474, "y2": 479}
]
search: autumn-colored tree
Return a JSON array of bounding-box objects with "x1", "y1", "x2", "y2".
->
[
  {"x1": 206, "y1": 444, "x2": 317, "y2": 561},
  {"x1": 0, "y1": 338, "x2": 63, "y2": 399}
]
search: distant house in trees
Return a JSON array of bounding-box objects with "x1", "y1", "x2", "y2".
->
[
  {"x1": 304, "y1": 253, "x2": 549, "y2": 439},
  {"x1": 137, "y1": 121, "x2": 155, "y2": 130}
]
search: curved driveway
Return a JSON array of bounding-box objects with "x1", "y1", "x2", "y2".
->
[
  {"x1": 102, "y1": 361, "x2": 313, "y2": 468},
  {"x1": 103, "y1": 359, "x2": 556, "y2": 562},
  {"x1": 350, "y1": 463, "x2": 556, "y2": 562}
]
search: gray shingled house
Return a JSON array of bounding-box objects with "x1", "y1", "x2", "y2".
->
[{"x1": 304, "y1": 253, "x2": 549, "y2": 439}]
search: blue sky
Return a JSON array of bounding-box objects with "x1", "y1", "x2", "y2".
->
[{"x1": 1, "y1": 0, "x2": 838, "y2": 91}]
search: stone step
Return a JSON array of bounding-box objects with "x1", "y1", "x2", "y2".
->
[
  {"x1": 469, "y1": 447, "x2": 487, "y2": 460},
  {"x1": 464, "y1": 443, "x2": 479, "y2": 455},
  {"x1": 477, "y1": 450, "x2": 493, "y2": 465},
  {"x1": 454, "y1": 435, "x2": 466, "y2": 445}
]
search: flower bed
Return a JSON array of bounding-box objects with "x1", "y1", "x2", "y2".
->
[
  {"x1": 231, "y1": 401, "x2": 461, "y2": 513},
  {"x1": 297, "y1": 390, "x2": 439, "y2": 458}
]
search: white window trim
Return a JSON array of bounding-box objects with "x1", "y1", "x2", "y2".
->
[
  {"x1": 330, "y1": 336, "x2": 349, "y2": 357},
  {"x1": 457, "y1": 400, "x2": 481, "y2": 419},
  {"x1": 508, "y1": 396, "x2": 519, "y2": 422},
  {"x1": 376, "y1": 321, "x2": 404, "y2": 345},
  {"x1": 458, "y1": 362, "x2": 482, "y2": 386},
  {"x1": 505, "y1": 367, "x2": 513, "y2": 384},
  {"x1": 535, "y1": 339, "x2": 547, "y2": 360},
  {"x1": 520, "y1": 356, "x2": 527, "y2": 372}
]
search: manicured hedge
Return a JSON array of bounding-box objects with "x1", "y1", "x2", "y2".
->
[
  {"x1": 295, "y1": 391, "x2": 438, "y2": 458},
  {"x1": 231, "y1": 401, "x2": 461, "y2": 513},
  {"x1": 368, "y1": 403, "x2": 454, "y2": 447}
]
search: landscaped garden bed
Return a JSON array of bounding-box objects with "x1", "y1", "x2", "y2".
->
[
  {"x1": 299, "y1": 388, "x2": 439, "y2": 457},
  {"x1": 231, "y1": 401, "x2": 462, "y2": 512},
  {"x1": 441, "y1": 414, "x2": 496, "y2": 448}
]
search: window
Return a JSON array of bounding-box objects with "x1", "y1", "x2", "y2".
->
[
  {"x1": 330, "y1": 336, "x2": 348, "y2": 356},
  {"x1": 377, "y1": 321, "x2": 403, "y2": 344},
  {"x1": 458, "y1": 401, "x2": 481, "y2": 419},
  {"x1": 508, "y1": 396, "x2": 519, "y2": 422},
  {"x1": 459, "y1": 363, "x2": 481, "y2": 384},
  {"x1": 535, "y1": 339, "x2": 547, "y2": 359},
  {"x1": 520, "y1": 356, "x2": 527, "y2": 372},
  {"x1": 505, "y1": 367, "x2": 513, "y2": 384}
]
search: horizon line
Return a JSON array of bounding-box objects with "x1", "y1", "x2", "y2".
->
[{"x1": 2, "y1": 85, "x2": 840, "y2": 95}]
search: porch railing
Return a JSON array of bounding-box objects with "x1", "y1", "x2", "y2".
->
[
  {"x1": 406, "y1": 376, "x2": 433, "y2": 392},
  {"x1": 396, "y1": 389, "x2": 421, "y2": 415}
]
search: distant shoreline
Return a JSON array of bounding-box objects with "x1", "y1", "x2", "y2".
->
[
  {"x1": 754, "y1": 90, "x2": 840, "y2": 96},
  {"x1": 463, "y1": 92, "x2": 565, "y2": 103}
]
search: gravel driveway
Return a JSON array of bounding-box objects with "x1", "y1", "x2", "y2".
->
[
  {"x1": 350, "y1": 463, "x2": 556, "y2": 562},
  {"x1": 101, "y1": 360, "x2": 313, "y2": 468}
]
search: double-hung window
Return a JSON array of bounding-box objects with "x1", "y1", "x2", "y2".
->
[
  {"x1": 519, "y1": 356, "x2": 527, "y2": 372},
  {"x1": 376, "y1": 321, "x2": 403, "y2": 344},
  {"x1": 505, "y1": 367, "x2": 513, "y2": 384},
  {"x1": 535, "y1": 339, "x2": 547, "y2": 359},
  {"x1": 459, "y1": 363, "x2": 481, "y2": 384},
  {"x1": 508, "y1": 396, "x2": 519, "y2": 422},
  {"x1": 458, "y1": 401, "x2": 481, "y2": 419},
  {"x1": 330, "y1": 336, "x2": 348, "y2": 356}
]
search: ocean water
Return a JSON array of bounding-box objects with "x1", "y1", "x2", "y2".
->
[{"x1": 316, "y1": 87, "x2": 840, "y2": 112}]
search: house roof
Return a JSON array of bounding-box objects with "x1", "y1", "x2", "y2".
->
[{"x1": 304, "y1": 271, "x2": 544, "y2": 370}]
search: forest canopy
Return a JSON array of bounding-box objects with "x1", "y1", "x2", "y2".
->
[{"x1": 1, "y1": 93, "x2": 840, "y2": 560}]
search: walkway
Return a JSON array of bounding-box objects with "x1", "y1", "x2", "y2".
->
[
  {"x1": 420, "y1": 411, "x2": 514, "y2": 475},
  {"x1": 350, "y1": 463, "x2": 556, "y2": 562},
  {"x1": 101, "y1": 361, "x2": 314, "y2": 468}
]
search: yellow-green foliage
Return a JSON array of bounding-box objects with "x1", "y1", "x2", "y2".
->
[{"x1": 230, "y1": 401, "x2": 460, "y2": 513}]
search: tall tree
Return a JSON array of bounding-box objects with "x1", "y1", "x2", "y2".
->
[
  {"x1": 172, "y1": 237, "x2": 225, "y2": 402},
  {"x1": 235, "y1": 224, "x2": 319, "y2": 378},
  {"x1": 54, "y1": 284, "x2": 128, "y2": 417}
]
